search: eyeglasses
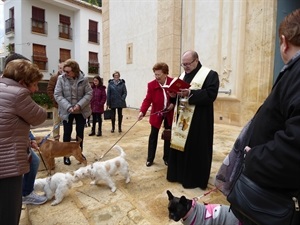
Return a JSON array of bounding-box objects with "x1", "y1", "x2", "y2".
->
[
  {"x1": 181, "y1": 58, "x2": 196, "y2": 67},
  {"x1": 64, "y1": 70, "x2": 72, "y2": 74}
]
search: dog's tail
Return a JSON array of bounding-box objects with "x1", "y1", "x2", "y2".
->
[{"x1": 113, "y1": 145, "x2": 126, "y2": 158}]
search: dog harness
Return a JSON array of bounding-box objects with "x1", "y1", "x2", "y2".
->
[{"x1": 182, "y1": 199, "x2": 197, "y2": 224}]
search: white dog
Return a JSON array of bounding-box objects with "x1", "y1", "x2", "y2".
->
[
  {"x1": 34, "y1": 172, "x2": 74, "y2": 206},
  {"x1": 74, "y1": 145, "x2": 130, "y2": 192},
  {"x1": 73, "y1": 164, "x2": 92, "y2": 181}
]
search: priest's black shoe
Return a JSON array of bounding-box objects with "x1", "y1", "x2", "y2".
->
[{"x1": 63, "y1": 157, "x2": 71, "y2": 165}]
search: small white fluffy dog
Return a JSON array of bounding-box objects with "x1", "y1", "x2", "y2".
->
[
  {"x1": 34, "y1": 172, "x2": 74, "y2": 206},
  {"x1": 74, "y1": 145, "x2": 130, "y2": 192}
]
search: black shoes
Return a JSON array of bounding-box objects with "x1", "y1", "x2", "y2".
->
[
  {"x1": 63, "y1": 157, "x2": 71, "y2": 165},
  {"x1": 111, "y1": 129, "x2": 115, "y2": 133},
  {"x1": 164, "y1": 161, "x2": 168, "y2": 166},
  {"x1": 96, "y1": 131, "x2": 102, "y2": 136},
  {"x1": 89, "y1": 131, "x2": 95, "y2": 136},
  {"x1": 118, "y1": 129, "x2": 122, "y2": 133},
  {"x1": 146, "y1": 161, "x2": 153, "y2": 167}
]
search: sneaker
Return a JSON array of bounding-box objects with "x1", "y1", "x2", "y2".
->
[{"x1": 22, "y1": 192, "x2": 47, "y2": 205}]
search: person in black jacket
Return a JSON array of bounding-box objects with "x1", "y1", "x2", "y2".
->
[
  {"x1": 231, "y1": 9, "x2": 300, "y2": 224},
  {"x1": 107, "y1": 71, "x2": 127, "y2": 133}
]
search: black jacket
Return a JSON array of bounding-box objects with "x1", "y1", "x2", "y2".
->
[{"x1": 245, "y1": 53, "x2": 300, "y2": 190}]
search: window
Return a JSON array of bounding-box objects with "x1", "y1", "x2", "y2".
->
[
  {"x1": 7, "y1": 43, "x2": 15, "y2": 54},
  {"x1": 59, "y1": 48, "x2": 71, "y2": 63},
  {"x1": 32, "y1": 6, "x2": 47, "y2": 34},
  {"x1": 59, "y1": 14, "x2": 72, "y2": 39},
  {"x1": 88, "y1": 52, "x2": 99, "y2": 74},
  {"x1": 5, "y1": 7, "x2": 14, "y2": 34},
  {"x1": 88, "y1": 20, "x2": 99, "y2": 43},
  {"x1": 126, "y1": 43, "x2": 133, "y2": 64},
  {"x1": 32, "y1": 44, "x2": 48, "y2": 70}
]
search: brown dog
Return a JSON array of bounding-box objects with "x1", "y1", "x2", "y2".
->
[{"x1": 35, "y1": 136, "x2": 87, "y2": 170}]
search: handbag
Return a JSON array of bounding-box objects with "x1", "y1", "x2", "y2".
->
[
  {"x1": 103, "y1": 109, "x2": 112, "y2": 120},
  {"x1": 227, "y1": 172, "x2": 300, "y2": 225},
  {"x1": 161, "y1": 129, "x2": 171, "y2": 141},
  {"x1": 215, "y1": 120, "x2": 253, "y2": 196}
]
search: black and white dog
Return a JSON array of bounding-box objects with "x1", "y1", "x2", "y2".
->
[{"x1": 167, "y1": 190, "x2": 240, "y2": 225}]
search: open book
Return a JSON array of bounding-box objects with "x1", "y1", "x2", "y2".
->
[{"x1": 162, "y1": 77, "x2": 191, "y2": 93}]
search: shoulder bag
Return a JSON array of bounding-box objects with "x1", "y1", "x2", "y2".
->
[
  {"x1": 227, "y1": 172, "x2": 300, "y2": 225},
  {"x1": 103, "y1": 109, "x2": 112, "y2": 120},
  {"x1": 161, "y1": 129, "x2": 171, "y2": 141}
]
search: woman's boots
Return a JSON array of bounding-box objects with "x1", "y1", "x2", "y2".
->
[
  {"x1": 118, "y1": 115, "x2": 123, "y2": 133},
  {"x1": 97, "y1": 128, "x2": 102, "y2": 136},
  {"x1": 89, "y1": 127, "x2": 95, "y2": 136},
  {"x1": 111, "y1": 118, "x2": 115, "y2": 133},
  {"x1": 90, "y1": 120, "x2": 102, "y2": 136}
]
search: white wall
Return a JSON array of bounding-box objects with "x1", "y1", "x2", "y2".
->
[{"x1": 109, "y1": 1, "x2": 157, "y2": 109}]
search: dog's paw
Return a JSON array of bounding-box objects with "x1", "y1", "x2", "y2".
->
[
  {"x1": 125, "y1": 178, "x2": 130, "y2": 183},
  {"x1": 111, "y1": 187, "x2": 117, "y2": 192},
  {"x1": 90, "y1": 180, "x2": 96, "y2": 185},
  {"x1": 51, "y1": 201, "x2": 59, "y2": 206}
]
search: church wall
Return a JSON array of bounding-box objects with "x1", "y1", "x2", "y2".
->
[{"x1": 103, "y1": 0, "x2": 278, "y2": 126}]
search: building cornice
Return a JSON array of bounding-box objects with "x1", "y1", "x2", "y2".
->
[{"x1": 65, "y1": 0, "x2": 102, "y2": 13}]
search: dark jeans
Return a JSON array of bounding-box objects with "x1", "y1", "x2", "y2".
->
[
  {"x1": 147, "y1": 118, "x2": 171, "y2": 163},
  {"x1": 0, "y1": 175, "x2": 22, "y2": 225},
  {"x1": 22, "y1": 148, "x2": 40, "y2": 196},
  {"x1": 92, "y1": 112, "x2": 102, "y2": 130},
  {"x1": 111, "y1": 108, "x2": 123, "y2": 120},
  {"x1": 63, "y1": 113, "x2": 86, "y2": 150}
]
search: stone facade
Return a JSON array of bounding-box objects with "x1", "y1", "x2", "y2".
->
[{"x1": 102, "y1": 0, "x2": 282, "y2": 126}]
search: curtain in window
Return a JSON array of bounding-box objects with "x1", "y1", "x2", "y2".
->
[
  {"x1": 33, "y1": 44, "x2": 47, "y2": 61},
  {"x1": 89, "y1": 20, "x2": 98, "y2": 32},
  {"x1": 32, "y1": 6, "x2": 45, "y2": 22},
  {"x1": 59, "y1": 15, "x2": 70, "y2": 25},
  {"x1": 60, "y1": 48, "x2": 71, "y2": 62},
  {"x1": 89, "y1": 52, "x2": 98, "y2": 64}
]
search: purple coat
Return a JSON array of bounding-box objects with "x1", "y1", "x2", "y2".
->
[{"x1": 90, "y1": 85, "x2": 107, "y2": 113}]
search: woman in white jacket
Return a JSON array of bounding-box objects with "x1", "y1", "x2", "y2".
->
[{"x1": 54, "y1": 59, "x2": 92, "y2": 165}]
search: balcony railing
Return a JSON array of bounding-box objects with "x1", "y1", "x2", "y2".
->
[
  {"x1": 31, "y1": 18, "x2": 48, "y2": 35},
  {"x1": 88, "y1": 62, "x2": 99, "y2": 74},
  {"x1": 88, "y1": 30, "x2": 100, "y2": 44},
  {"x1": 59, "y1": 25, "x2": 72, "y2": 40},
  {"x1": 5, "y1": 18, "x2": 14, "y2": 34}
]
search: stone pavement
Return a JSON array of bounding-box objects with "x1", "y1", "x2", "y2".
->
[{"x1": 20, "y1": 109, "x2": 242, "y2": 225}]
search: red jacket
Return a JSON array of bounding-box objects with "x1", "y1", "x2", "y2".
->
[{"x1": 140, "y1": 76, "x2": 174, "y2": 129}]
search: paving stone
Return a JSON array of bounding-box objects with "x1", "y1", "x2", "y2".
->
[{"x1": 20, "y1": 109, "x2": 242, "y2": 225}]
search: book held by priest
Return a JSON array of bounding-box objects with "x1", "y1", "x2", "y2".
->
[{"x1": 162, "y1": 77, "x2": 190, "y2": 93}]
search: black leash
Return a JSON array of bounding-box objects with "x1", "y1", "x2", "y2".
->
[
  {"x1": 35, "y1": 146, "x2": 52, "y2": 176},
  {"x1": 36, "y1": 118, "x2": 66, "y2": 176},
  {"x1": 98, "y1": 109, "x2": 170, "y2": 160},
  {"x1": 98, "y1": 119, "x2": 139, "y2": 160}
]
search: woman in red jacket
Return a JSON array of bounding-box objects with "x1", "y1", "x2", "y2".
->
[{"x1": 138, "y1": 62, "x2": 175, "y2": 167}]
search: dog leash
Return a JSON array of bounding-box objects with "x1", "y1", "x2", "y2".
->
[
  {"x1": 193, "y1": 187, "x2": 219, "y2": 201},
  {"x1": 35, "y1": 146, "x2": 52, "y2": 176},
  {"x1": 36, "y1": 113, "x2": 71, "y2": 176},
  {"x1": 38, "y1": 118, "x2": 65, "y2": 146},
  {"x1": 98, "y1": 119, "x2": 140, "y2": 160},
  {"x1": 98, "y1": 109, "x2": 171, "y2": 160}
]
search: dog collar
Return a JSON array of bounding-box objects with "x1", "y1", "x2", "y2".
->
[
  {"x1": 39, "y1": 134, "x2": 50, "y2": 146},
  {"x1": 182, "y1": 198, "x2": 196, "y2": 221}
]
